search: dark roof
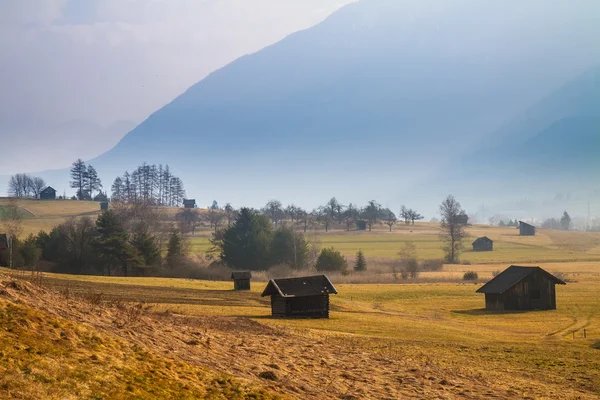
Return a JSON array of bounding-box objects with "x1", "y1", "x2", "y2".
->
[
  {"x1": 231, "y1": 271, "x2": 252, "y2": 280},
  {"x1": 476, "y1": 266, "x2": 566, "y2": 294},
  {"x1": 261, "y1": 275, "x2": 338, "y2": 298},
  {"x1": 519, "y1": 221, "x2": 535, "y2": 228},
  {"x1": 0, "y1": 234, "x2": 8, "y2": 249},
  {"x1": 41, "y1": 186, "x2": 56, "y2": 194},
  {"x1": 472, "y1": 236, "x2": 493, "y2": 245}
]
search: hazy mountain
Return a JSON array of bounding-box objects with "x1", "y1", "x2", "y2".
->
[{"x1": 5, "y1": 0, "x2": 600, "y2": 213}]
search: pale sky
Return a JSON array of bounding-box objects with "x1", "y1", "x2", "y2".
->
[{"x1": 0, "y1": 0, "x2": 353, "y2": 126}]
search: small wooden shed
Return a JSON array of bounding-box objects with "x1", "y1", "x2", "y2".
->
[
  {"x1": 454, "y1": 214, "x2": 469, "y2": 225},
  {"x1": 476, "y1": 266, "x2": 565, "y2": 311},
  {"x1": 40, "y1": 186, "x2": 56, "y2": 200},
  {"x1": 231, "y1": 271, "x2": 252, "y2": 290},
  {"x1": 0, "y1": 234, "x2": 9, "y2": 267},
  {"x1": 472, "y1": 236, "x2": 493, "y2": 251},
  {"x1": 519, "y1": 221, "x2": 536, "y2": 236},
  {"x1": 100, "y1": 202, "x2": 109, "y2": 211},
  {"x1": 183, "y1": 199, "x2": 196, "y2": 209},
  {"x1": 261, "y1": 275, "x2": 337, "y2": 318}
]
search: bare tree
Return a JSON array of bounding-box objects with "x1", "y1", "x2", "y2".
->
[
  {"x1": 8, "y1": 173, "x2": 33, "y2": 198},
  {"x1": 264, "y1": 200, "x2": 284, "y2": 225},
  {"x1": 343, "y1": 203, "x2": 359, "y2": 231},
  {"x1": 361, "y1": 200, "x2": 381, "y2": 231},
  {"x1": 408, "y1": 209, "x2": 424, "y2": 225},
  {"x1": 205, "y1": 208, "x2": 225, "y2": 232},
  {"x1": 224, "y1": 203, "x2": 235, "y2": 226},
  {"x1": 1, "y1": 198, "x2": 24, "y2": 241},
  {"x1": 439, "y1": 195, "x2": 467, "y2": 264},
  {"x1": 30, "y1": 177, "x2": 46, "y2": 199}
]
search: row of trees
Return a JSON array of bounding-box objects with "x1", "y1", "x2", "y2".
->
[
  {"x1": 542, "y1": 211, "x2": 572, "y2": 231},
  {"x1": 10, "y1": 204, "x2": 186, "y2": 276},
  {"x1": 70, "y1": 159, "x2": 103, "y2": 200},
  {"x1": 111, "y1": 164, "x2": 186, "y2": 207},
  {"x1": 261, "y1": 198, "x2": 423, "y2": 232},
  {"x1": 7, "y1": 173, "x2": 46, "y2": 199}
]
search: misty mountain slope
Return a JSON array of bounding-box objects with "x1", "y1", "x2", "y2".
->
[{"x1": 11, "y1": 0, "x2": 600, "y2": 209}]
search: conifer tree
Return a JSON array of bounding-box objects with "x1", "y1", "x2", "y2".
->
[{"x1": 354, "y1": 249, "x2": 367, "y2": 272}]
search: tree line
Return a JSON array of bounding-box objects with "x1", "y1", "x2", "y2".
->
[
  {"x1": 70, "y1": 159, "x2": 104, "y2": 200},
  {"x1": 7, "y1": 173, "x2": 47, "y2": 199},
  {"x1": 111, "y1": 163, "x2": 186, "y2": 207}
]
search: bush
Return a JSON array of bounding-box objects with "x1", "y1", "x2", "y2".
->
[
  {"x1": 463, "y1": 271, "x2": 478, "y2": 281},
  {"x1": 315, "y1": 248, "x2": 348, "y2": 274},
  {"x1": 421, "y1": 259, "x2": 444, "y2": 272}
]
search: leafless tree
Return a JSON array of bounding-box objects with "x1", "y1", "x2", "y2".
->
[
  {"x1": 1, "y1": 198, "x2": 24, "y2": 240},
  {"x1": 439, "y1": 195, "x2": 467, "y2": 264},
  {"x1": 30, "y1": 177, "x2": 46, "y2": 199},
  {"x1": 205, "y1": 208, "x2": 225, "y2": 232},
  {"x1": 8, "y1": 173, "x2": 33, "y2": 198},
  {"x1": 382, "y1": 209, "x2": 397, "y2": 231}
]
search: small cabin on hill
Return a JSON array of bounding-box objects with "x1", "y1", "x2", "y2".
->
[
  {"x1": 472, "y1": 236, "x2": 493, "y2": 252},
  {"x1": 40, "y1": 186, "x2": 56, "y2": 200},
  {"x1": 183, "y1": 199, "x2": 196, "y2": 209},
  {"x1": 261, "y1": 275, "x2": 338, "y2": 318},
  {"x1": 0, "y1": 234, "x2": 9, "y2": 267},
  {"x1": 231, "y1": 271, "x2": 251, "y2": 290},
  {"x1": 476, "y1": 266, "x2": 565, "y2": 311},
  {"x1": 519, "y1": 221, "x2": 536, "y2": 236}
]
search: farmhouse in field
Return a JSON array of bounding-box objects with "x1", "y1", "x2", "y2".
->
[
  {"x1": 476, "y1": 266, "x2": 565, "y2": 311},
  {"x1": 0, "y1": 234, "x2": 9, "y2": 267},
  {"x1": 519, "y1": 221, "x2": 536, "y2": 236},
  {"x1": 231, "y1": 271, "x2": 251, "y2": 290},
  {"x1": 183, "y1": 199, "x2": 196, "y2": 209},
  {"x1": 261, "y1": 275, "x2": 338, "y2": 318},
  {"x1": 40, "y1": 186, "x2": 56, "y2": 200},
  {"x1": 472, "y1": 236, "x2": 493, "y2": 251}
]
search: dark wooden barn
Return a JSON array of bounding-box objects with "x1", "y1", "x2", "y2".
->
[
  {"x1": 0, "y1": 234, "x2": 9, "y2": 267},
  {"x1": 261, "y1": 275, "x2": 338, "y2": 318},
  {"x1": 454, "y1": 214, "x2": 469, "y2": 225},
  {"x1": 519, "y1": 221, "x2": 536, "y2": 236},
  {"x1": 472, "y1": 236, "x2": 493, "y2": 251},
  {"x1": 476, "y1": 266, "x2": 565, "y2": 311},
  {"x1": 183, "y1": 199, "x2": 196, "y2": 209},
  {"x1": 231, "y1": 271, "x2": 251, "y2": 290},
  {"x1": 40, "y1": 186, "x2": 56, "y2": 200},
  {"x1": 100, "y1": 202, "x2": 109, "y2": 211}
]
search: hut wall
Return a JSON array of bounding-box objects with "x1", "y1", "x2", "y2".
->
[
  {"x1": 473, "y1": 241, "x2": 493, "y2": 252},
  {"x1": 234, "y1": 279, "x2": 251, "y2": 291},
  {"x1": 519, "y1": 224, "x2": 535, "y2": 236},
  {"x1": 270, "y1": 294, "x2": 330, "y2": 318},
  {"x1": 487, "y1": 273, "x2": 557, "y2": 311},
  {"x1": 0, "y1": 249, "x2": 8, "y2": 267}
]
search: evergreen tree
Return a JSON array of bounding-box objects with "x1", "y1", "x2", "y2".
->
[
  {"x1": 219, "y1": 208, "x2": 273, "y2": 270},
  {"x1": 95, "y1": 210, "x2": 140, "y2": 276},
  {"x1": 131, "y1": 229, "x2": 161, "y2": 270},
  {"x1": 271, "y1": 226, "x2": 309, "y2": 269},
  {"x1": 560, "y1": 211, "x2": 572, "y2": 231},
  {"x1": 86, "y1": 165, "x2": 102, "y2": 200},
  {"x1": 70, "y1": 159, "x2": 87, "y2": 200},
  {"x1": 315, "y1": 247, "x2": 348, "y2": 273},
  {"x1": 354, "y1": 249, "x2": 367, "y2": 272},
  {"x1": 166, "y1": 229, "x2": 186, "y2": 269}
]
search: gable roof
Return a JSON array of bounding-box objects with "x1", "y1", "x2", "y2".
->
[
  {"x1": 476, "y1": 266, "x2": 566, "y2": 294},
  {"x1": 519, "y1": 221, "x2": 535, "y2": 228},
  {"x1": 261, "y1": 275, "x2": 338, "y2": 298},
  {"x1": 41, "y1": 186, "x2": 56, "y2": 194},
  {"x1": 231, "y1": 271, "x2": 252, "y2": 280},
  {"x1": 472, "y1": 236, "x2": 493, "y2": 245}
]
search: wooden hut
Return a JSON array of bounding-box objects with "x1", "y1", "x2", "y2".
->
[
  {"x1": 472, "y1": 236, "x2": 493, "y2": 251},
  {"x1": 0, "y1": 234, "x2": 9, "y2": 267},
  {"x1": 231, "y1": 271, "x2": 252, "y2": 290},
  {"x1": 261, "y1": 275, "x2": 337, "y2": 318},
  {"x1": 453, "y1": 214, "x2": 469, "y2": 225},
  {"x1": 519, "y1": 221, "x2": 536, "y2": 236},
  {"x1": 40, "y1": 186, "x2": 56, "y2": 200},
  {"x1": 476, "y1": 266, "x2": 565, "y2": 311},
  {"x1": 100, "y1": 202, "x2": 109, "y2": 211},
  {"x1": 183, "y1": 199, "x2": 196, "y2": 209}
]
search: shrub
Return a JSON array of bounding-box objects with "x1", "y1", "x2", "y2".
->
[
  {"x1": 463, "y1": 271, "x2": 478, "y2": 281},
  {"x1": 315, "y1": 248, "x2": 348, "y2": 274},
  {"x1": 421, "y1": 259, "x2": 444, "y2": 272}
]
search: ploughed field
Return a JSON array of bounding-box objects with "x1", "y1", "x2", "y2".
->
[{"x1": 2, "y1": 263, "x2": 599, "y2": 399}]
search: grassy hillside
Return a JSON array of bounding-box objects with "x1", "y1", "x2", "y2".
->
[{"x1": 2, "y1": 266, "x2": 599, "y2": 399}]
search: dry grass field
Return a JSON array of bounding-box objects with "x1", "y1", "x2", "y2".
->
[{"x1": 2, "y1": 200, "x2": 600, "y2": 398}]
